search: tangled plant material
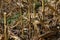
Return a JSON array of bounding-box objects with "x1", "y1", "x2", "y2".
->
[{"x1": 0, "y1": 0, "x2": 60, "y2": 40}]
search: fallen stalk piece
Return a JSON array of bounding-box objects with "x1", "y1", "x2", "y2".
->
[{"x1": 39, "y1": 31, "x2": 56, "y2": 38}]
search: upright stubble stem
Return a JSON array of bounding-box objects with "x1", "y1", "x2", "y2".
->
[{"x1": 4, "y1": 12, "x2": 8, "y2": 40}]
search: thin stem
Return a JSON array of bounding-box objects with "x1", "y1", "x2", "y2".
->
[
  {"x1": 28, "y1": 0, "x2": 31, "y2": 39},
  {"x1": 42, "y1": 0, "x2": 44, "y2": 12},
  {"x1": 41, "y1": 0, "x2": 45, "y2": 21},
  {"x1": 20, "y1": 0, "x2": 23, "y2": 36},
  {"x1": 4, "y1": 12, "x2": 8, "y2": 40},
  {"x1": 33, "y1": 0, "x2": 37, "y2": 16}
]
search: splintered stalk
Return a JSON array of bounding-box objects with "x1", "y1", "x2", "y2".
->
[{"x1": 4, "y1": 12, "x2": 8, "y2": 40}]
